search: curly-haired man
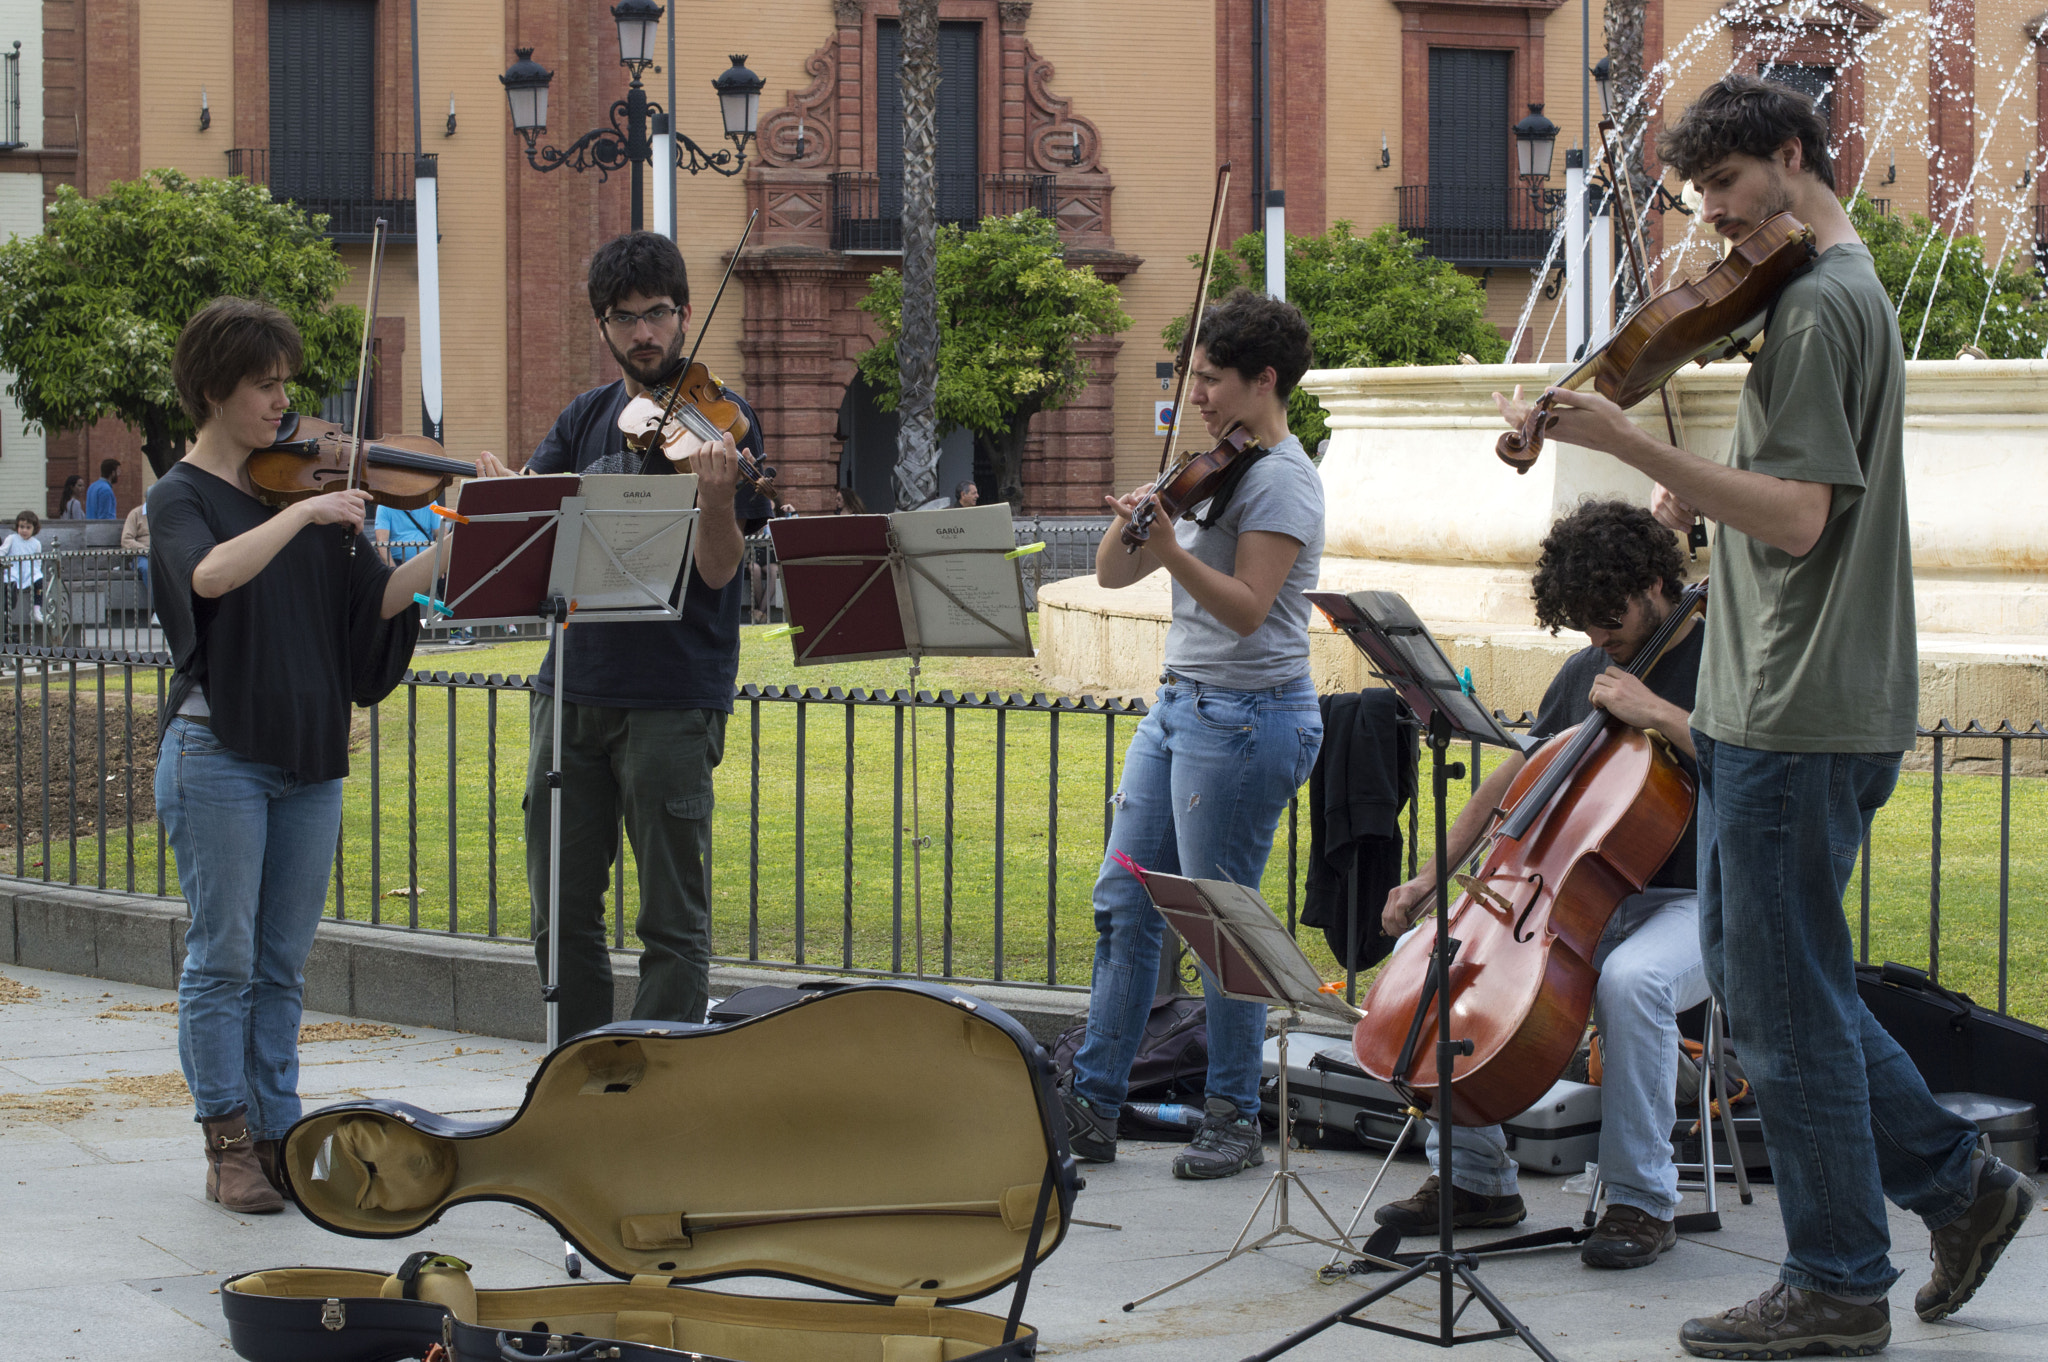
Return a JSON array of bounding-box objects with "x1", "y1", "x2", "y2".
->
[
  {"x1": 1374, "y1": 499, "x2": 1707, "y2": 1271},
  {"x1": 1498, "y1": 76, "x2": 2033, "y2": 1358}
]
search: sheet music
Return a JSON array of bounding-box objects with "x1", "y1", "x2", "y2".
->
[
  {"x1": 1191, "y1": 877, "x2": 1358, "y2": 1019},
  {"x1": 566, "y1": 474, "x2": 698, "y2": 612},
  {"x1": 890, "y1": 503, "x2": 1031, "y2": 655}
]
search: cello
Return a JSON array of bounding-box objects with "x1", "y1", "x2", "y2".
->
[{"x1": 1352, "y1": 579, "x2": 1708, "y2": 1127}]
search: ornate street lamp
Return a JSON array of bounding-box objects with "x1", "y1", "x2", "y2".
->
[
  {"x1": 501, "y1": 6, "x2": 759, "y2": 233},
  {"x1": 1513, "y1": 104, "x2": 1567, "y2": 216},
  {"x1": 1591, "y1": 58, "x2": 1615, "y2": 121}
]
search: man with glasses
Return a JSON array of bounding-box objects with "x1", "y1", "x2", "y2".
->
[
  {"x1": 477, "y1": 231, "x2": 770, "y2": 1038},
  {"x1": 1372, "y1": 500, "x2": 1709, "y2": 1274}
]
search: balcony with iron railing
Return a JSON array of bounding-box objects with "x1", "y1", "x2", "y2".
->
[
  {"x1": 1397, "y1": 182, "x2": 1564, "y2": 270},
  {"x1": 225, "y1": 149, "x2": 417, "y2": 242},
  {"x1": 828, "y1": 172, "x2": 1056, "y2": 253}
]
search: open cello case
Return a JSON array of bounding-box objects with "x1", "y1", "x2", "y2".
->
[{"x1": 222, "y1": 982, "x2": 1077, "y2": 1362}]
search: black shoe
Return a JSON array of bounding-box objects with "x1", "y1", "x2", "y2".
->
[
  {"x1": 1679, "y1": 1283, "x2": 1889, "y2": 1358},
  {"x1": 1060, "y1": 1086, "x2": 1117, "y2": 1164},
  {"x1": 1580, "y1": 1202, "x2": 1677, "y2": 1269},
  {"x1": 1915, "y1": 1144, "x2": 2037, "y2": 1322},
  {"x1": 1171, "y1": 1097, "x2": 1265, "y2": 1180},
  {"x1": 1372, "y1": 1174, "x2": 1526, "y2": 1235}
]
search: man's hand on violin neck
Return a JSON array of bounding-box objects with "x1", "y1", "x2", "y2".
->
[
  {"x1": 673, "y1": 430, "x2": 741, "y2": 498},
  {"x1": 473, "y1": 450, "x2": 519, "y2": 479}
]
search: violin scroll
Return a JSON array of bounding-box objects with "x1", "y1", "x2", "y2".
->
[{"x1": 1495, "y1": 398, "x2": 1555, "y2": 474}]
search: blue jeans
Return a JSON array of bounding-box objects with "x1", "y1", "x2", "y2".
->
[
  {"x1": 1424, "y1": 887, "x2": 1709, "y2": 1217},
  {"x1": 1070, "y1": 673, "x2": 1322, "y2": 1116},
  {"x1": 1695, "y1": 733, "x2": 1979, "y2": 1297},
  {"x1": 159, "y1": 717, "x2": 343, "y2": 1141}
]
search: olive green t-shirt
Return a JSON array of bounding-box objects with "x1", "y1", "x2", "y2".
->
[{"x1": 1693, "y1": 242, "x2": 1917, "y2": 753}]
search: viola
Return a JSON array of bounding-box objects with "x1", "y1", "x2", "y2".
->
[
  {"x1": 246, "y1": 413, "x2": 477, "y2": 511},
  {"x1": 617, "y1": 360, "x2": 778, "y2": 495},
  {"x1": 1119, "y1": 426, "x2": 1263, "y2": 549},
  {"x1": 1352, "y1": 580, "x2": 1709, "y2": 1126},
  {"x1": 1497, "y1": 213, "x2": 1817, "y2": 474}
]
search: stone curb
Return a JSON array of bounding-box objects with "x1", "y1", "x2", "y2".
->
[{"x1": 0, "y1": 879, "x2": 1097, "y2": 1045}]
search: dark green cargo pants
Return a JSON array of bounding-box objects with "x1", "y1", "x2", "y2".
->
[{"x1": 526, "y1": 695, "x2": 726, "y2": 1040}]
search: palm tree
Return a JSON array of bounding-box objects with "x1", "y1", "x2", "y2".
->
[{"x1": 892, "y1": 0, "x2": 942, "y2": 509}]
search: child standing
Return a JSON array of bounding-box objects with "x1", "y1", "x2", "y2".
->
[{"x1": 1, "y1": 511, "x2": 46, "y2": 635}]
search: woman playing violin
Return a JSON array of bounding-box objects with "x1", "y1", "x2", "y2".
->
[
  {"x1": 1062, "y1": 288, "x2": 1325, "y2": 1180},
  {"x1": 151, "y1": 297, "x2": 485, "y2": 1215}
]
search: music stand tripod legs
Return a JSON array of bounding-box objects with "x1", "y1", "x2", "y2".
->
[{"x1": 1246, "y1": 714, "x2": 1558, "y2": 1362}]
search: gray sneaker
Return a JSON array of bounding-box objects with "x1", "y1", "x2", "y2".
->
[
  {"x1": 1060, "y1": 1085, "x2": 1117, "y2": 1164},
  {"x1": 1914, "y1": 1145, "x2": 2037, "y2": 1322},
  {"x1": 1679, "y1": 1283, "x2": 1890, "y2": 1358},
  {"x1": 1172, "y1": 1097, "x2": 1265, "y2": 1180}
]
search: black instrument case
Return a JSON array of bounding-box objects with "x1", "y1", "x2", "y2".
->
[{"x1": 221, "y1": 982, "x2": 1077, "y2": 1362}]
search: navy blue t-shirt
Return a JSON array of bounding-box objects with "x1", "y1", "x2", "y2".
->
[{"x1": 526, "y1": 379, "x2": 770, "y2": 711}]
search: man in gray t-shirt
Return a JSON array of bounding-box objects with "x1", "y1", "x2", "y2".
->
[
  {"x1": 1497, "y1": 77, "x2": 2026, "y2": 1358},
  {"x1": 1062, "y1": 289, "x2": 1325, "y2": 1184}
]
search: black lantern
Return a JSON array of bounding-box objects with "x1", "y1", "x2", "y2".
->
[
  {"x1": 1591, "y1": 58, "x2": 1615, "y2": 120},
  {"x1": 712, "y1": 55, "x2": 764, "y2": 149},
  {"x1": 1514, "y1": 104, "x2": 1560, "y2": 182},
  {"x1": 611, "y1": 0, "x2": 665, "y2": 71},
  {"x1": 500, "y1": 47, "x2": 554, "y2": 137}
]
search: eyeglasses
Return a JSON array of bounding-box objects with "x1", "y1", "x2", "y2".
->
[{"x1": 601, "y1": 305, "x2": 681, "y2": 333}]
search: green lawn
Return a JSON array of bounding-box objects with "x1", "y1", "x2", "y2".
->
[{"x1": 14, "y1": 631, "x2": 2048, "y2": 1024}]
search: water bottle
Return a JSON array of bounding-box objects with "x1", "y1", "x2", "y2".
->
[
  {"x1": 1125, "y1": 1101, "x2": 1205, "y2": 1132},
  {"x1": 1561, "y1": 1161, "x2": 1600, "y2": 1195}
]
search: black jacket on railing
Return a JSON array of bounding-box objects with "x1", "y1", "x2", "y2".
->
[{"x1": 1303, "y1": 689, "x2": 1415, "y2": 971}]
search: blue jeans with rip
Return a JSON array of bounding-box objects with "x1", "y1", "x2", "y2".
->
[
  {"x1": 1695, "y1": 732, "x2": 1979, "y2": 1298},
  {"x1": 1424, "y1": 886, "x2": 1710, "y2": 1218},
  {"x1": 1070, "y1": 673, "x2": 1322, "y2": 1117},
  {"x1": 159, "y1": 717, "x2": 343, "y2": 1141}
]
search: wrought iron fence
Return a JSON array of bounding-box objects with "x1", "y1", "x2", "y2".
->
[
  {"x1": 828, "y1": 172, "x2": 1057, "y2": 252},
  {"x1": 1397, "y1": 183, "x2": 1564, "y2": 269},
  {"x1": 3, "y1": 641, "x2": 2044, "y2": 1025},
  {"x1": 225, "y1": 148, "x2": 418, "y2": 241}
]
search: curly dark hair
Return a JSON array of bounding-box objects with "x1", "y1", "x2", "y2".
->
[
  {"x1": 1193, "y1": 287, "x2": 1313, "y2": 397},
  {"x1": 1657, "y1": 74, "x2": 1835, "y2": 192},
  {"x1": 587, "y1": 231, "x2": 690, "y2": 317},
  {"x1": 1531, "y1": 499, "x2": 1687, "y2": 635}
]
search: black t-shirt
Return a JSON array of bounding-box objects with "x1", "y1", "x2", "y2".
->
[
  {"x1": 148, "y1": 462, "x2": 420, "y2": 781},
  {"x1": 525, "y1": 380, "x2": 770, "y2": 711},
  {"x1": 1527, "y1": 622, "x2": 1704, "y2": 890}
]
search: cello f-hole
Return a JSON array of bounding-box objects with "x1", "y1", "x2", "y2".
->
[{"x1": 1511, "y1": 873, "x2": 1546, "y2": 945}]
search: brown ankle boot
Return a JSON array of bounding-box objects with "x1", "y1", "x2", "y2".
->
[
  {"x1": 202, "y1": 1110, "x2": 284, "y2": 1214},
  {"x1": 255, "y1": 1138, "x2": 294, "y2": 1203}
]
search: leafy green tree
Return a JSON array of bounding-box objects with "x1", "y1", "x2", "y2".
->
[
  {"x1": 857, "y1": 211, "x2": 1132, "y2": 506},
  {"x1": 1165, "y1": 221, "x2": 1506, "y2": 451},
  {"x1": 0, "y1": 169, "x2": 364, "y2": 476},
  {"x1": 1849, "y1": 197, "x2": 2048, "y2": 360}
]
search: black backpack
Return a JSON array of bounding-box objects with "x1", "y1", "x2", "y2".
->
[{"x1": 1053, "y1": 994, "x2": 1209, "y2": 1134}]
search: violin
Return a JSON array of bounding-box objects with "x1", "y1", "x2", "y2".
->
[
  {"x1": 1352, "y1": 580, "x2": 1709, "y2": 1126},
  {"x1": 247, "y1": 413, "x2": 478, "y2": 511},
  {"x1": 1497, "y1": 212, "x2": 1817, "y2": 474},
  {"x1": 1120, "y1": 426, "x2": 1263, "y2": 549}
]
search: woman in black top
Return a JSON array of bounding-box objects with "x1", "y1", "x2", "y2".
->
[{"x1": 152, "y1": 298, "x2": 460, "y2": 1212}]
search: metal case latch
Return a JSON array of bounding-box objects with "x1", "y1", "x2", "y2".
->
[{"x1": 320, "y1": 1299, "x2": 346, "y2": 1331}]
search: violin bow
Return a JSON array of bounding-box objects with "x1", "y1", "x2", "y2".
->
[
  {"x1": 1157, "y1": 162, "x2": 1233, "y2": 479},
  {"x1": 1596, "y1": 114, "x2": 1708, "y2": 558},
  {"x1": 342, "y1": 216, "x2": 389, "y2": 555},
  {"x1": 651, "y1": 208, "x2": 760, "y2": 438}
]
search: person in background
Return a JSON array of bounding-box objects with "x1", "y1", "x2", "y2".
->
[
  {"x1": 86, "y1": 459, "x2": 120, "y2": 519},
  {"x1": 1, "y1": 510, "x2": 46, "y2": 633},
  {"x1": 121, "y1": 502, "x2": 152, "y2": 622},
  {"x1": 60, "y1": 476, "x2": 86, "y2": 521},
  {"x1": 954, "y1": 479, "x2": 981, "y2": 508},
  {"x1": 372, "y1": 502, "x2": 437, "y2": 567},
  {"x1": 833, "y1": 486, "x2": 868, "y2": 516}
]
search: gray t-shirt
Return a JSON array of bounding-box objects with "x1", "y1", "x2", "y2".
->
[
  {"x1": 1693, "y1": 242, "x2": 1917, "y2": 753},
  {"x1": 1161, "y1": 434, "x2": 1324, "y2": 689}
]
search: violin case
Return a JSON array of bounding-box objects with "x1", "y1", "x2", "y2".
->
[{"x1": 221, "y1": 982, "x2": 1077, "y2": 1362}]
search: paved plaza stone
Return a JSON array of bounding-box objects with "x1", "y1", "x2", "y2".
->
[{"x1": 2, "y1": 961, "x2": 2042, "y2": 1361}]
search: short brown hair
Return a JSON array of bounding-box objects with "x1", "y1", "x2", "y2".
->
[
  {"x1": 172, "y1": 298, "x2": 304, "y2": 428},
  {"x1": 1657, "y1": 74, "x2": 1834, "y2": 192},
  {"x1": 13, "y1": 510, "x2": 40, "y2": 536}
]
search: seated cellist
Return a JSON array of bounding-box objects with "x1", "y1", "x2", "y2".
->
[{"x1": 1375, "y1": 499, "x2": 1707, "y2": 1271}]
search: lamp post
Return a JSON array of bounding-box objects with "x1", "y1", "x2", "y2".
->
[
  {"x1": 500, "y1": 1, "x2": 764, "y2": 233},
  {"x1": 1513, "y1": 104, "x2": 1565, "y2": 212}
]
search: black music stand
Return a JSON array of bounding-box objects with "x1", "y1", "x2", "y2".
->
[
  {"x1": 1117, "y1": 867, "x2": 1396, "y2": 1312},
  {"x1": 1247, "y1": 591, "x2": 1556, "y2": 1362}
]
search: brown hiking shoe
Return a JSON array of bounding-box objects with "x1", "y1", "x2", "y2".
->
[
  {"x1": 1580, "y1": 1202, "x2": 1677, "y2": 1269},
  {"x1": 1679, "y1": 1283, "x2": 1889, "y2": 1358},
  {"x1": 202, "y1": 1109, "x2": 284, "y2": 1214},
  {"x1": 1372, "y1": 1173, "x2": 1526, "y2": 1235},
  {"x1": 1914, "y1": 1147, "x2": 2037, "y2": 1322}
]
